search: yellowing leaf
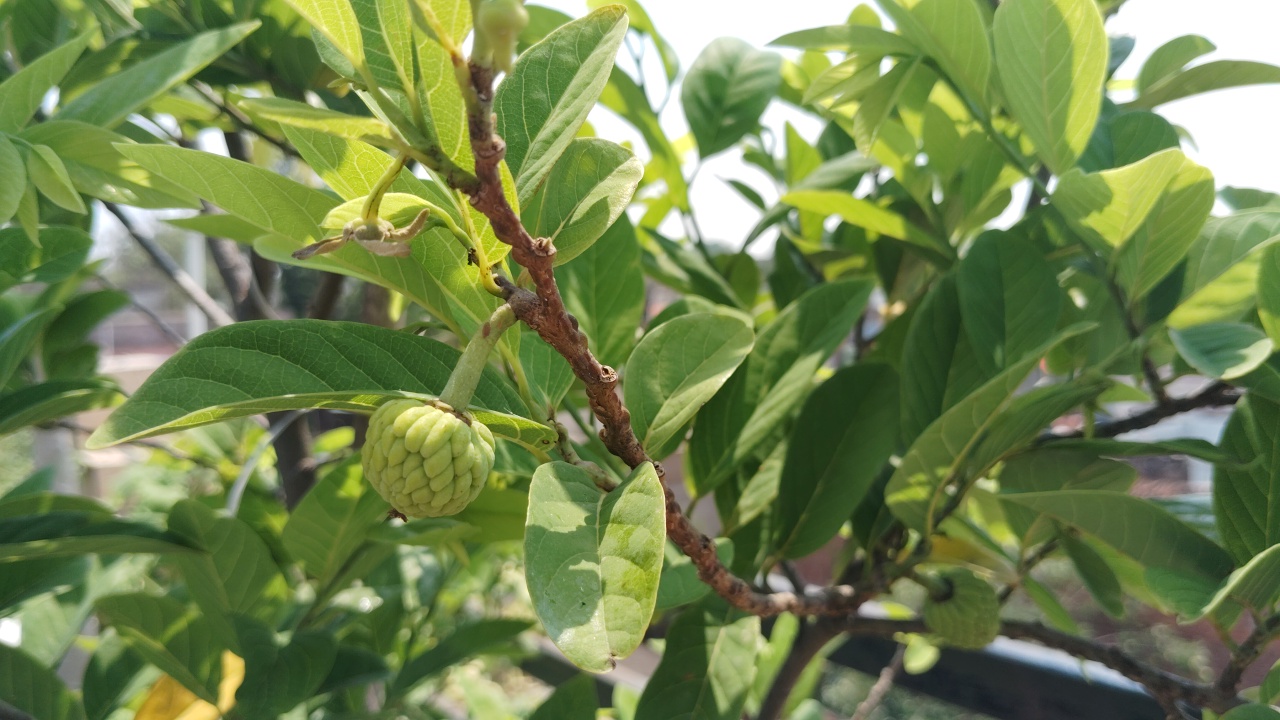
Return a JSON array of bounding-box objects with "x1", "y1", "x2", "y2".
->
[{"x1": 137, "y1": 652, "x2": 244, "y2": 720}]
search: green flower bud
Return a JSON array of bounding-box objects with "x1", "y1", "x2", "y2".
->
[
  {"x1": 363, "y1": 399, "x2": 496, "y2": 518},
  {"x1": 921, "y1": 569, "x2": 1000, "y2": 649},
  {"x1": 475, "y1": 0, "x2": 528, "y2": 74}
]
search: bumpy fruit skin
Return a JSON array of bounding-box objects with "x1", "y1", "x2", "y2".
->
[
  {"x1": 922, "y1": 569, "x2": 1000, "y2": 649},
  {"x1": 362, "y1": 399, "x2": 496, "y2": 518}
]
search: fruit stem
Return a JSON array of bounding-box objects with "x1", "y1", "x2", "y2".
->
[
  {"x1": 362, "y1": 152, "x2": 408, "y2": 222},
  {"x1": 439, "y1": 303, "x2": 517, "y2": 409}
]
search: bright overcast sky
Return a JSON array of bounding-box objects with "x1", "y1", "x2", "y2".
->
[{"x1": 536, "y1": 0, "x2": 1280, "y2": 246}]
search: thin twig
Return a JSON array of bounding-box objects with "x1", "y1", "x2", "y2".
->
[
  {"x1": 850, "y1": 644, "x2": 905, "y2": 720},
  {"x1": 190, "y1": 82, "x2": 301, "y2": 159},
  {"x1": 102, "y1": 202, "x2": 236, "y2": 328},
  {"x1": 1048, "y1": 381, "x2": 1239, "y2": 440},
  {"x1": 226, "y1": 409, "x2": 305, "y2": 515},
  {"x1": 758, "y1": 618, "x2": 843, "y2": 720},
  {"x1": 1214, "y1": 614, "x2": 1280, "y2": 696},
  {"x1": 93, "y1": 274, "x2": 188, "y2": 345},
  {"x1": 842, "y1": 616, "x2": 1245, "y2": 715}
]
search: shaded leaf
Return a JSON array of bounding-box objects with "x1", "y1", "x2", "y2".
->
[{"x1": 682, "y1": 37, "x2": 782, "y2": 158}]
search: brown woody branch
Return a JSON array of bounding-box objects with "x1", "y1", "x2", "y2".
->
[
  {"x1": 451, "y1": 63, "x2": 874, "y2": 617},
  {"x1": 843, "y1": 616, "x2": 1246, "y2": 716},
  {"x1": 1050, "y1": 381, "x2": 1240, "y2": 440}
]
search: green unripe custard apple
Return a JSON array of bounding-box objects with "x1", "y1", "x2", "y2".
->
[
  {"x1": 363, "y1": 399, "x2": 496, "y2": 518},
  {"x1": 922, "y1": 568, "x2": 1000, "y2": 650}
]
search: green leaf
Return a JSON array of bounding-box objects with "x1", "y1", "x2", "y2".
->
[
  {"x1": 681, "y1": 37, "x2": 782, "y2": 158},
  {"x1": 523, "y1": 139, "x2": 642, "y2": 264},
  {"x1": 495, "y1": 6, "x2": 629, "y2": 200},
  {"x1": 1169, "y1": 323, "x2": 1274, "y2": 380},
  {"x1": 1132, "y1": 60, "x2": 1280, "y2": 109},
  {"x1": 0, "y1": 225, "x2": 92, "y2": 290},
  {"x1": 0, "y1": 380, "x2": 123, "y2": 436},
  {"x1": 1220, "y1": 706, "x2": 1280, "y2": 720},
  {"x1": 993, "y1": 0, "x2": 1107, "y2": 174},
  {"x1": 0, "y1": 644, "x2": 86, "y2": 720},
  {"x1": 655, "y1": 539, "x2": 734, "y2": 612},
  {"x1": 1004, "y1": 491, "x2": 1234, "y2": 581},
  {"x1": 1136, "y1": 35, "x2": 1215, "y2": 95},
  {"x1": 876, "y1": 0, "x2": 992, "y2": 102},
  {"x1": 0, "y1": 31, "x2": 91, "y2": 132},
  {"x1": 1168, "y1": 211, "x2": 1280, "y2": 329},
  {"x1": 519, "y1": 330, "x2": 575, "y2": 413},
  {"x1": 86, "y1": 320, "x2": 547, "y2": 449},
  {"x1": 689, "y1": 280, "x2": 874, "y2": 495},
  {"x1": 55, "y1": 23, "x2": 260, "y2": 128},
  {"x1": 284, "y1": 455, "x2": 389, "y2": 584},
  {"x1": 529, "y1": 674, "x2": 598, "y2": 720},
  {"x1": 389, "y1": 619, "x2": 530, "y2": 698},
  {"x1": 886, "y1": 324, "x2": 1090, "y2": 532},
  {"x1": 166, "y1": 501, "x2": 288, "y2": 638},
  {"x1": 782, "y1": 189, "x2": 952, "y2": 259},
  {"x1": 115, "y1": 144, "x2": 335, "y2": 244},
  {"x1": 239, "y1": 97, "x2": 394, "y2": 143},
  {"x1": 1199, "y1": 543, "x2": 1280, "y2": 620},
  {"x1": 1215, "y1": 396, "x2": 1280, "y2": 563},
  {"x1": 96, "y1": 593, "x2": 222, "y2": 702},
  {"x1": 1112, "y1": 155, "x2": 1215, "y2": 300},
  {"x1": 898, "y1": 275, "x2": 970, "y2": 446},
  {"x1": 24, "y1": 143, "x2": 86, "y2": 213},
  {"x1": 600, "y1": 67, "x2": 689, "y2": 209},
  {"x1": 0, "y1": 513, "x2": 196, "y2": 562},
  {"x1": 525, "y1": 462, "x2": 665, "y2": 672},
  {"x1": 957, "y1": 230, "x2": 1062, "y2": 374},
  {"x1": 232, "y1": 616, "x2": 337, "y2": 718},
  {"x1": 165, "y1": 214, "x2": 266, "y2": 244},
  {"x1": 625, "y1": 312, "x2": 754, "y2": 459},
  {"x1": 317, "y1": 644, "x2": 390, "y2": 695},
  {"x1": 1061, "y1": 532, "x2": 1125, "y2": 617},
  {"x1": 1259, "y1": 244, "x2": 1280, "y2": 345},
  {"x1": 633, "y1": 597, "x2": 760, "y2": 720},
  {"x1": 285, "y1": 0, "x2": 363, "y2": 68},
  {"x1": 82, "y1": 632, "x2": 149, "y2": 720},
  {"x1": 0, "y1": 307, "x2": 59, "y2": 388},
  {"x1": 18, "y1": 122, "x2": 200, "y2": 209},
  {"x1": 773, "y1": 363, "x2": 900, "y2": 559},
  {"x1": 852, "y1": 58, "x2": 924, "y2": 152},
  {"x1": 770, "y1": 24, "x2": 918, "y2": 56},
  {"x1": 0, "y1": 135, "x2": 25, "y2": 226},
  {"x1": 1052, "y1": 148, "x2": 1187, "y2": 250}
]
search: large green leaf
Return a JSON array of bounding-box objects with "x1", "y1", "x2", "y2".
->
[
  {"x1": 0, "y1": 31, "x2": 91, "y2": 132},
  {"x1": 876, "y1": 0, "x2": 991, "y2": 103},
  {"x1": 82, "y1": 632, "x2": 149, "y2": 720},
  {"x1": 233, "y1": 616, "x2": 337, "y2": 718},
  {"x1": 238, "y1": 97, "x2": 394, "y2": 144},
  {"x1": 56, "y1": 23, "x2": 260, "y2": 128},
  {"x1": 0, "y1": 644, "x2": 86, "y2": 720},
  {"x1": 0, "y1": 225, "x2": 92, "y2": 291},
  {"x1": 283, "y1": 455, "x2": 388, "y2": 584},
  {"x1": 773, "y1": 363, "x2": 900, "y2": 559},
  {"x1": 1168, "y1": 211, "x2": 1280, "y2": 328},
  {"x1": 18, "y1": 122, "x2": 200, "y2": 209},
  {"x1": 993, "y1": 0, "x2": 1106, "y2": 174},
  {"x1": 1132, "y1": 60, "x2": 1280, "y2": 109},
  {"x1": 689, "y1": 280, "x2": 874, "y2": 495},
  {"x1": 1112, "y1": 155, "x2": 1215, "y2": 299},
  {"x1": 0, "y1": 512, "x2": 197, "y2": 561},
  {"x1": 86, "y1": 320, "x2": 550, "y2": 449},
  {"x1": 781, "y1": 189, "x2": 952, "y2": 259},
  {"x1": 624, "y1": 312, "x2": 754, "y2": 459},
  {"x1": 633, "y1": 597, "x2": 760, "y2": 720},
  {"x1": 1169, "y1": 323, "x2": 1274, "y2": 380},
  {"x1": 0, "y1": 135, "x2": 24, "y2": 227},
  {"x1": 0, "y1": 307, "x2": 58, "y2": 388},
  {"x1": 956, "y1": 230, "x2": 1062, "y2": 374},
  {"x1": 495, "y1": 6, "x2": 629, "y2": 200},
  {"x1": 1259, "y1": 244, "x2": 1280, "y2": 345},
  {"x1": 655, "y1": 539, "x2": 734, "y2": 612},
  {"x1": 1215, "y1": 396, "x2": 1280, "y2": 563},
  {"x1": 1199, "y1": 543, "x2": 1280, "y2": 620},
  {"x1": 898, "y1": 275, "x2": 973, "y2": 446},
  {"x1": 1005, "y1": 491, "x2": 1234, "y2": 582},
  {"x1": 0, "y1": 379, "x2": 123, "y2": 436},
  {"x1": 1135, "y1": 35, "x2": 1215, "y2": 96},
  {"x1": 414, "y1": 0, "x2": 472, "y2": 170},
  {"x1": 523, "y1": 139, "x2": 642, "y2": 265},
  {"x1": 96, "y1": 593, "x2": 223, "y2": 702},
  {"x1": 681, "y1": 37, "x2": 782, "y2": 158},
  {"x1": 886, "y1": 324, "x2": 1089, "y2": 531},
  {"x1": 389, "y1": 619, "x2": 530, "y2": 698},
  {"x1": 556, "y1": 216, "x2": 645, "y2": 368},
  {"x1": 116, "y1": 143, "x2": 334, "y2": 243},
  {"x1": 1052, "y1": 148, "x2": 1186, "y2": 250},
  {"x1": 285, "y1": 0, "x2": 363, "y2": 68},
  {"x1": 525, "y1": 462, "x2": 665, "y2": 672},
  {"x1": 166, "y1": 501, "x2": 288, "y2": 640}
]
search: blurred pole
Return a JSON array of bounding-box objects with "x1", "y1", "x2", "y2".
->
[{"x1": 184, "y1": 234, "x2": 208, "y2": 339}]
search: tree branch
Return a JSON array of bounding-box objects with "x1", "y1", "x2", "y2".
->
[
  {"x1": 851, "y1": 644, "x2": 905, "y2": 720},
  {"x1": 758, "y1": 618, "x2": 843, "y2": 720},
  {"x1": 102, "y1": 202, "x2": 236, "y2": 328},
  {"x1": 1215, "y1": 614, "x2": 1280, "y2": 696},
  {"x1": 1049, "y1": 381, "x2": 1240, "y2": 440},
  {"x1": 841, "y1": 616, "x2": 1245, "y2": 715},
  {"x1": 451, "y1": 62, "x2": 875, "y2": 617}
]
